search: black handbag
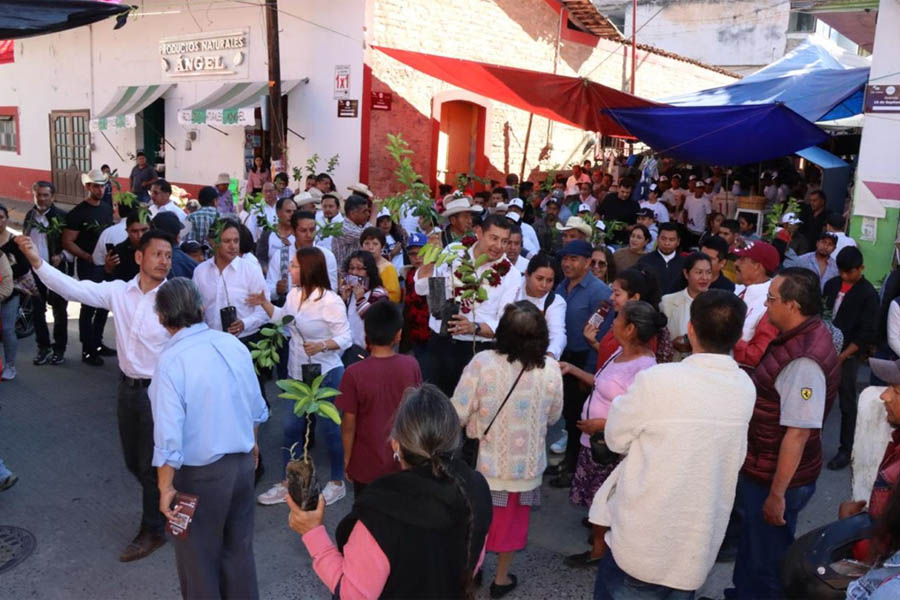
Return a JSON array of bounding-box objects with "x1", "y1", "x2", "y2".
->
[
  {"x1": 587, "y1": 352, "x2": 621, "y2": 466},
  {"x1": 462, "y1": 365, "x2": 527, "y2": 469}
]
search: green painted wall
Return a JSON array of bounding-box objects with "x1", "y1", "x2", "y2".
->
[{"x1": 851, "y1": 207, "x2": 899, "y2": 289}]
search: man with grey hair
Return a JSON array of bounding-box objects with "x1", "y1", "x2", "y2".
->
[{"x1": 151, "y1": 277, "x2": 268, "y2": 599}]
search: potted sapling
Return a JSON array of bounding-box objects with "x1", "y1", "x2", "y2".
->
[{"x1": 277, "y1": 375, "x2": 341, "y2": 510}]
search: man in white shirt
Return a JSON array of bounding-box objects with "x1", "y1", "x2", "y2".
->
[
  {"x1": 92, "y1": 199, "x2": 131, "y2": 267},
  {"x1": 15, "y1": 231, "x2": 175, "y2": 563},
  {"x1": 660, "y1": 252, "x2": 712, "y2": 361},
  {"x1": 733, "y1": 240, "x2": 780, "y2": 342},
  {"x1": 684, "y1": 185, "x2": 711, "y2": 244},
  {"x1": 148, "y1": 180, "x2": 186, "y2": 223},
  {"x1": 640, "y1": 183, "x2": 669, "y2": 224},
  {"x1": 192, "y1": 220, "x2": 268, "y2": 341},
  {"x1": 314, "y1": 192, "x2": 344, "y2": 254},
  {"x1": 293, "y1": 210, "x2": 338, "y2": 290},
  {"x1": 825, "y1": 213, "x2": 858, "y2": 257},
  {"x1": 243, "y1": 182, "x2": 279, "y2": 242},
  {"x1": 414, "y1": 214, "x2": 520, "y2": 397},
  {"x1": 505, "y1": 224, "x2": 530, "y2": 272},
  {"x1": 591, "y1": 290, "x2": 755, "y2": 597},
  {"x1": 505, "y1": 198, "x2": 540, "y2": 257},
  {"x1": 515, "y1": 253, "x2": 566, "y2": 359}
]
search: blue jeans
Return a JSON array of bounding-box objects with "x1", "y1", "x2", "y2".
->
[
  {"x1": 1, "y1": 294, "x2": 20, "y2": 369},
  {"x1": 728, "y1": 473, "x2": 816, "y2": 599},
  {"x1": 281, "y1": 366, "x2": 344, "y2": 482},
  {"x1": 595, "y1": 551, "x2": 695, "y2": 600}
]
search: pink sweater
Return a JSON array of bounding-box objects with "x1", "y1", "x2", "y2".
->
[{"x1": 302, "y1": 523, "x2": 486, "y2": 599}]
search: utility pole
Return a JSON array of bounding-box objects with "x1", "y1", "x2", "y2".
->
[
  {"x1": 265, "y1": 0, "x2": 285, "y2": 167},
  {"x1": 631, "y1": 0, "x2": 637, "y2": 94}
]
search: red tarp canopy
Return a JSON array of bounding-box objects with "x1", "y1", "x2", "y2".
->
[{"x1": 374, "y1": 46, "x2": 656, "y2": 137}]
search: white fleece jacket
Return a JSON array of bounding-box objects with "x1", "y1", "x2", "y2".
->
[{"x1": 590, "y1": 353, "x2": 756, "y2": 591}]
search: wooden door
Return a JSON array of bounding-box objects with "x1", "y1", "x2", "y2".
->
[
  {"x1": 437, "y1": 101, "x2": 478, "y2": 185},
  {"x1": 49, "y1": 110, "x2": 91, "y2": 204}
]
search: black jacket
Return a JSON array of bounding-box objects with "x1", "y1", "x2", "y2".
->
[
  {"x1": 23, "y1": 204, "x2": 68, "y2": 261},
  {"x1": 637, "y1": 250, "x2": 686, "y2": 296},
  {"x1": 823, "y1": 275, "x2": 879, "y2": 353},
  {"x1": 335, "y1": 459, "x2": 492, "y2": 599}
]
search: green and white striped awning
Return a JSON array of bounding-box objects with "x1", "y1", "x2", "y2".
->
[
  {"x1": 89, "y1": 84, "x2": 174, "y2": 131},
  {"x1": 177, "y1": 79, "x2": 303, "y2": 127}
]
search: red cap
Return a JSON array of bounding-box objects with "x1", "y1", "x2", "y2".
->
[{"x1": 734, "y1": 240, "x2": 780, "y2": 274}]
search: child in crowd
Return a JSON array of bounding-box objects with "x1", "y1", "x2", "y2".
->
[
  {"x1": 336, "y1": 302, "x2": 423, "y2": 498},
  {"x1": 400, "y1": 233, "x2": 431, "y2": 367}
]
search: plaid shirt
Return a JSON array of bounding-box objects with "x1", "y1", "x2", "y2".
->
[{"x1": 186, "y1": 207, "x2": 219, "y2": 244}]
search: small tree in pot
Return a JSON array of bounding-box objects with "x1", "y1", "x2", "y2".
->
[{"x1": 276, "y1": 375, "x2": 341, "y2": 510}]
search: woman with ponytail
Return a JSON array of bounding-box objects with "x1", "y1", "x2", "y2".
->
[{"x1": 286, "y1": 384, "x2": 492, "y2": 599}]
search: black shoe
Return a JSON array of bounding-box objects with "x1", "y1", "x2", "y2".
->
[
  {"x1": 81, "y1": 352, "x2": 104, "y2": 366},
  {"x1": 33, "y1": 347, "x2": 52, "y2": 365},
  {"x1": 544, "y1": 463, "x2": 565, "y2": 476},
  {"x1": 827, "y1": 451, "x2": 851, "y2": 471},
  {"x1": 564, "y1": 550, "x2": 604, "y2": 568},
  {"x1": 581, "y1": 517, "x2": 592, "y2": 529},
  {"x1": 97, "y1": 344, "x2": 117, "y2": 357},
  {"x1": 549, "y1": 472, "x2": 573, "y2": 488},
  {"x1": 489, "y1": 574, "x2": 518, "y2": 599},
  {"x1": 49, "y1": 352, "x2": 65, "y2": 365}
]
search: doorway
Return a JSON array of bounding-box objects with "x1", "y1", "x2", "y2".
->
[
  {"x1": 139, "y1": 97, "x2": 166, "y2": 179},
  {"x1": 49, "y1": 110, "x2": 91, "y2": 204},
  {"x1": 436, "y1": 100, "x2": 482, "y2": 186}
]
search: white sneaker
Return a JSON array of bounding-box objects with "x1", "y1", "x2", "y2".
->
[
  {"x1": 550, "y1": 433, "x2": 567, "y2": 454},
  {"x1": 322, "y1": 481, "x2": 346, "y2": 506},
  {"x1": 257, "y1": 482, "x2": 287, "y2": 505},
  {"x1": 1, "y1": 365, "x2": 16, "y2": 381}
]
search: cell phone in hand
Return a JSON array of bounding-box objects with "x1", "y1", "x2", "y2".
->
[
  {"x1": 105, "y1": 243, "x2": 116, "y2": 255},
  {"x1": 220, "y1": 306, "x2": 238, "y2": 331},
  {"x1": 588, "y1": 301, "x2": 612, "y2": 329},
  {"x1": 344, "y1": 274, "x2": 369, "y2": 289}
]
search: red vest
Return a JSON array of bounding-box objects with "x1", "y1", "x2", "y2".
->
[{"x1": 743, "y1": 317, "x2": 840, "y2": 487}]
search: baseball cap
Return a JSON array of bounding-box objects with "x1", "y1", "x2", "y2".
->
[
  {"x1": 508, "y1": 198, "x2": 524, "y2": 210},
  {"x1": 151, "y1": 212, "x2": 184, "y2": 237},
  {"x1": 870, "y1": 357, "x2": 900, "y2": 385},
  {"x1": 658, "y1": 175, "x2": 668, "y2": 182},
  {"x1": 180, "y1": 240, "x2": 208, "y2": 254},
  {"x1": 559, "y1": 239, "x2": 593, "y2": 258},
  {"x1": 407, "y1": 232, "x2": 428, "y2": 248},
  {"x1": 577, "y1": 203, "x2": 592, "y2": 213},
  {"x1": 649, "y1": 183, "x2": 658, "y2": 192},
  {"x1": 781, "y1": 212, "x2": 803, "y2": 226},
  {"x1": 636, "y1": 208, "x2": 655, "y2": 219},
  {"x1": 733, "y1": 240, "x2": 780, "y2": 274}
]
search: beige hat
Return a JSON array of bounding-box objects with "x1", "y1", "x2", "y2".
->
[
  {"x1": 443, "y1": 197, "x2": 484, "y2": 218},
  {"x1": 309, "y1": 188, "x2": 324, "y2": 201},
  {"x1": 81, "y1": 168, "x2": 108, "y2": 186},
  {"x1": 294, "y1": 191, "x2": 316, "y2": 207},
  {"x1": 555, "y1": 216, "x2": 592, "y2": 237},
  {"x1": 215, "y1": 173, "x2": 231, "y2": 186},
  {"x1": 347, "y1": 182, "x2": 373, "y2": 199}
]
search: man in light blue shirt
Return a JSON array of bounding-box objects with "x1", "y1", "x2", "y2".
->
[
  {"x1": 150, "y1": 277, "x2": 268, "y2": 599},
  {"x1": 783, "y1": 232, "x2": 839, "y2": 291}
]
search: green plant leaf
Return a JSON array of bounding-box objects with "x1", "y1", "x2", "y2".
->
[
  {"x1": 275, "y1": 379, "x2": 298, "y2": 393},
  {"x1": 279, "y1": 392, "x2": 304, "y2": 402},
  {"x1": 473, "y1": 253, "x2": 491, "y2": 268},
  {"x1": 317, "y1": 401, "x2": 342, "y2": 425},
  {"x1": 315, "y1": 388, "x2": 341, "y2": 400},
  {"x1": 260, "y1": 328, "x2": 275, "y2": 337}
]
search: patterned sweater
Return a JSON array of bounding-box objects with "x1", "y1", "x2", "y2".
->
[{"x1": 451, "y1": 350, "x2": 563, "y2": 492}]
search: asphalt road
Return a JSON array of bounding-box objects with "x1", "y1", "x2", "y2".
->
[{"x1": 0, "y1": 307, "x2": 852, "y2": 599}]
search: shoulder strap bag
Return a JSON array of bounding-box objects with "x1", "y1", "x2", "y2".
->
[{"x1": 461, "y1": 365, "x2": 527, "y2": 469}]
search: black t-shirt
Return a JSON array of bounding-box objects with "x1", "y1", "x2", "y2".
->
[
  {"x1": 110, "y1": 239, "x2": 139, "y2": 282},
  {"x1": 64, "y1": 200, "x2": 113, "y2": 255},
  {"x1": 597, "y1": 192, "x2": 640, "y2": 224}
]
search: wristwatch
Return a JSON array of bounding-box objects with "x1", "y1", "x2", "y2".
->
[{"x1": 474, "y1": 322, "x2": 482, "y2": 337}]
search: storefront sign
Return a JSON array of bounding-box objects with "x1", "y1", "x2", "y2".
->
[
  {"x1": 337, "y1": 99, "x2": 358, "y2": 118},
  {"x1": 371, "y1": 91, "x2": 392, "y2": 111},
  {"x1": 160, "y1": 30, "x2": 249, "y2": 79},
  {"x1": 865, "y1": 85, "x2": 900, "y2": 113},
  {"x1": 334, "y1": 65, "x2": 350, "y2": 99}
]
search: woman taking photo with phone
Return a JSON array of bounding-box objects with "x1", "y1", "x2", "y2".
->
[
  {"x1": 247, "y1": 246, "x2": 352, "y2": 507},
  {"x1": 341, "y1": 250, "x2": 389, "y2": 352}
]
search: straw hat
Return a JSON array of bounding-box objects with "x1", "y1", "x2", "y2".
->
[
  {"x1": 555, "y1": 216, "x2": 592, "y2": 237},
  {"x1": 443, "y1": 197, "x2": 484, "y2": 218},
  {"x1": 347, "y1": 182, "x2": 373, "y2": 199},
  {"x1": 293, "y1": 191, "x2": 316, "y2": 207},
  {"x1": 81, "y1": 168, "x2": 108, "y2": 186},
  {"x1": 215, "y1": 173, "x2": 231, "y2": 186}
]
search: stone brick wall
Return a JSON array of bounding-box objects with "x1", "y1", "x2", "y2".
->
[{"x1": 366, "y1": 0, "x2": 737, "y2": 196}]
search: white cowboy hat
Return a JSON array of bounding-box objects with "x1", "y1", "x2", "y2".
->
[
  {"x1": 347, "y1": 182, "x2": 373, "y2": 199},
  {"x1": 293, "y1": 191, "x2": 316, "y2": 207},
  {"x1": 81, "y1": 168, "x2": 108, "y2": 186},
  {"x1": 309, "y1": 188, "x2": 323, "y2": 201},
  {"x1": 215, "y1": 173, "x2": 231, "y2": 186},
  {"x1": 494, "y1": 202, "x2": 509, "y2": 213},
  {"x1": 443, "y1": 197, "x2": 483, "y2": 217},
  {"x1": 555, "y1": 216, "x2": 592, "y2": 237}
]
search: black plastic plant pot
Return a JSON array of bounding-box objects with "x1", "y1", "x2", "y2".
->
[
  {"x1": 427, "y1": 276, "x2": 447, "y2": 318},
  {"x1": 286, "y1": 458, "x2": 321, "y2": 511},
  {"x1": 439, "y1": 300, "x2": 461, "y2": 337},
  {"x1": 301, "y1": 363, "x2": 322, "y2": 384}
]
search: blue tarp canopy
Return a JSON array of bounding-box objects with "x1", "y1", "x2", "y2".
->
[
  {"x1": 603, "y1": 104, "x2": 828, "y2": 165},
  {"x1": 796, "y1": 145, "x2": 848, "y2": 170},
  {"x1": 661, "y1": 40, "x2": 870, "y2": 122}
]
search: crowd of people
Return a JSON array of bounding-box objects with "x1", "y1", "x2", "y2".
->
[{"x1": 2, "y1": 152, "x2": 900, "y2": 600}]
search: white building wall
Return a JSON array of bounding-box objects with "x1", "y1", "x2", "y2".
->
[{"x1": 0, "y1": 0, "x2": 364, "y2": 199}]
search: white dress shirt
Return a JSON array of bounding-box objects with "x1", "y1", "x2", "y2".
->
[
  {"x1": 315, "y1": 212, "x2": 344, "y2": 253},
  {"x1": 92, "y1": 220, "x2": 128, "y2": 266},
  {"x1": 244, "y1": 203, "x2": 278, "y2": 241},
  {"x1": 28, "y1": 210, "x2": 51, "y2": 262},
  {"x1": 271, "y1": 288, "x2": 352, "y2": 377},
  {"x1": 34, "y1": 262, "x2": 168, "y2": 378},
  {"x1": 735, "y1": 279, "x2": 772, "y2": 342},
  {"x1": 192, "y1": 255, "x2": 269, "y2": 338},
  {"x1": 832, "y1": 231, "x2": 858, "y2": 257},
  {"x1": 414, "y1": 247, "x2": 521, "y2": 342},
  {"x1": 515, "y1": 280, "x2": 567, "y2": 359},
  {"x1": 149, "y1": 201, "x2": 187, "y2": 223},
  {"x1": 263, "y1": 232, "x2": 295, "y2": 299},
  {"x1": 520, "y1": 221, "x2": 540, "y2": 257}
]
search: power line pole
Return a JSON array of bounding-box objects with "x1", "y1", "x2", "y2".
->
[
  {"x1": 631, "y1": 0, "x2": 637, "y2": 94},
  {"x1": 265, "y1": 0, "x2": 285, "y2": 167}
]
